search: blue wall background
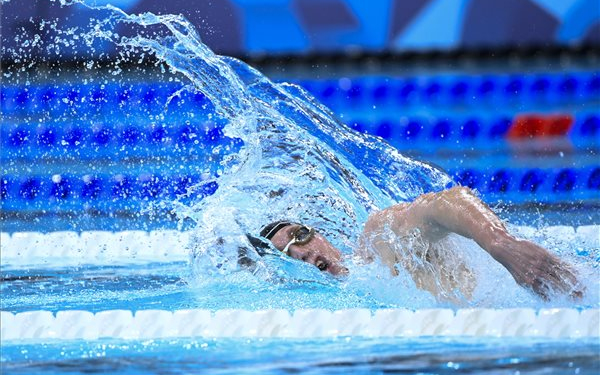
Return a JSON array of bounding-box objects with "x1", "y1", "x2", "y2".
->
[{"x1": 2, "y1": 0, "x2": 599, "y2": 57}]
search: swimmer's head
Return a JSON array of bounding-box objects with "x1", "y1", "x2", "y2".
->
[{"x1": 258, "y1": 220, "x2": 348, "y2": 276}]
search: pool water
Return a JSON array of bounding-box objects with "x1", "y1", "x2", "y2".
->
[{"x1": 2, "y1": 337, "x2": 599, "y2": 375}]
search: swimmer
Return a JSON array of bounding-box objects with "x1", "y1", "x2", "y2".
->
[{"x1": 248, "y1": 186, "x2": 582, "y2": 302}]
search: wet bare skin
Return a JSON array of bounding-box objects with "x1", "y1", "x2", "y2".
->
[{"x1": 268, "y1": 186, "x2": 583, "y2": 301}]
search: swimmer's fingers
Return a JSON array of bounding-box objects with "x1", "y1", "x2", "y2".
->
[
  {"x1": 527, "y1": 276, "x2": 550, "y2": 300},
  {"x1": 513, "y1": 254, "x2": 580, "y2": 300},
  {"x1": 531, "y1": 260, "x2": 584, "y2": 300},
  {"x1": 547, "y1": 259, "x2": 585, "y2": 299},
  {"x1": 500, "y1": 237, "x2": 584, "y2": 300}
]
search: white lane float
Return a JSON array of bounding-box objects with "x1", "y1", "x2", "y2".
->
[{"x1": 1, "y1": 308, "x2": 598, "y2": 341}]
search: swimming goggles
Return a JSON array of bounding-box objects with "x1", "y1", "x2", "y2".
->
[{"x1": 282, "y1": 225, "x2": 315, "y2": 255}]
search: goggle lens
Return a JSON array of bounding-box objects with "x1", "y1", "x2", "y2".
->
[{"x1": 292, "y1": 225, "x2": 315, "y2": 245}]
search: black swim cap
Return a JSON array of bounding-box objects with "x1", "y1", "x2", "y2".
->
[
  {"x1": 259, "y1": 220, "x2": 298, "y2": 240},
  {"x1": 239, "y1": 220, "x2": 299, "y2": 263}
]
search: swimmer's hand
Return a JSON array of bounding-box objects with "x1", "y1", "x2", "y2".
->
[{"x1": 493, "y1": 237, "x2": 584, "y2": 300}]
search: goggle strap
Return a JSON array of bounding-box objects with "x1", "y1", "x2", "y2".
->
[{"x1": 282, "y1": 238, "x2": 296, "y2": 256}]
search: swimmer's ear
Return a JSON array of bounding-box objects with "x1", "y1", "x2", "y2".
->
[
  {"x1": 238, "y1": 235, "x2": 274, "y2": 271},
  {"x1": 246, "y1": 234, "x2": 272, "y2": 256}
]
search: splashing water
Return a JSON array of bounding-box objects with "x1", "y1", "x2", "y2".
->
[
  {"x1": 63, "y1": 5, "x2": 451, "y2": 264},
  {"x1": 2, "y1": 0, "x2": 597, "y2": 309}
]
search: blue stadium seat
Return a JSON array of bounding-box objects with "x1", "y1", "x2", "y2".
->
[
  {"x1": 178, "y1": 124, "x2": 199, "y2": 145},
  {"x1": 553, "y1": 169, "x2": 577, "y2": 192},
  {"x1": 372, "y1": 83, "x2": 389, "y2": 103},
  {"x1": 557, "y1": 75, "x2": 579, "y2": 96},
  {"x1": 1, "y1": 177, "x2": 9, "y2": 200},
  {"x1": 476, "y1": 77, "x2": 496, "y2": 99},
  {"x1": 171, "y1": 176, "x2": 197, "y2": 196},
  {"x1": 519, "y1": 169, "x2": 546, "y2": 192},
  {"x1": 9, "y1": 128, "x2": 31, "y2": 147},
  {"x1": 19, "y1": 178, "x2": 42, "y2": 200},
  {"x1": 488, "y1": 117, "x2": 511, "y2": 139},
  {"x1": 92, "y1": 126, "x2": 113, "y2": 146},
  {"x1": 349, "y1": 120, "x2": 366, "y2": 133},
  {"x1": 0, "y1": 87, "x2": 8, "y2": 110},
  {"x1": 319, "y1": 80, "x2": 337, "y2": 101},
  {"x1": 61, "y1": 88, "x2": 81, "y2": 110},
  {"x1": 62, "y1": 127, "x2": 85, "y2": 148},
  {"x1": 200, "y1": 181, "x2": 219, "y2": 196},
  {"x1": 111, "y1": 175, "x2": 133, "y2": 199},
  {"x1": 81, "y1": 175, "x2": 103, "y2": 200},
  {"x1": 50, "y1": 176, "x2": 72, "y2": 199},
  {"x1": 503, "y1": 75, "x2": 524, "y2": 98},
  {"x1": 529, "y1": 75, "x2": 552, "y2": 103},
  {"x1": 149, "y1": 125, "x2": 170, "y2": 144},
  {"x1": 90, "y1": 86, "x2": 108, "y2": 108},
  {"x1": 461, "y1": 118, "x2": 480, "y2": 139},
  {"x1": 116, "y1": 86, "x2": 132, "y2": 104},
  {"x1": 36, "y1": 127, "x2": 57, "y2": 147},
  {"x1": 579, "y1": 115, "x2": 599, "y2": 137},
  {"x1": 345, "y1": 81, "x2": 363, "y2": 101},
  {"x1": 422, "y1": 80, "x2": 442, "y2": 103},
  {"x1": 15, "y1": 89, "x2": 31, "y2": 109},
  {"x1": 431, "y1": 119, "x2": 452, "y2": 140},
  {"x1": 586, "y1": 74, "x2": 600, "y2": 97},
  {"x1": 397, "y1": 79, "x2": 417, "y2": 103},
  {"x1": 204, "y1": 126, "x2": 224, "y2": 143},
  {"x1": 138, "y1": 175, "x2": 165, "y2": 199},
  {"x1": 487, "y1": 170, "x2": 512, "y2": 193},
  {"x1": 402, "y1": 119, "x2": 422, "y2": 140},
  {"x1": 587, "y1": 168, "x2": 600, "y2": 190},
  {"x1": 37, "y1": 86, "x2": 59, "y2": 109},
  {"x1": 375, "y1": 121, "x2": 392, "y2": 139},
  {"x1": 142, "y1": 86, "x2": 160, "y2": 105},
  {"x1": 530, "y1": 75, "x2": 551, "y2": 94},
  {"x1": 121, "y1": 127, "x2": 143, "y2": 146},
  {"x1": 448, "y1": 78, "x2": 470, "y2": 102},
  {"x1": 455, "y1": 169, "x2": 481, "y2": 189}
]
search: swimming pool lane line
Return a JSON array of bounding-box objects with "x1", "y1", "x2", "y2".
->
[
  {"x1": 1, "y1": 225, "x2": 598, "y2": 267},
  {"x1": 1, "y1": 308, "x2": 598, "y2": 341}
]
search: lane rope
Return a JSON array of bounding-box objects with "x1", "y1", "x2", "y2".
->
[
  {"x1": 1, "y1": 308, "x2": 598, "y2": 341},
  {"x1": 1, "y1": 225, "x2": 598, "y2": 267}
]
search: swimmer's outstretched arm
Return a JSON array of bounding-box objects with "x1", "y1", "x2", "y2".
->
[{"x1": 364, "y1": 186, "x2": 582, "y2": 300}]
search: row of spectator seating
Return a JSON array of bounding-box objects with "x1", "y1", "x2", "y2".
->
[
  {"x1": 297, "y1": 71, "x2": 600, "y2": 107},
  {"x1": 2, "y1": 71, "x2": 598, "y2": 115},
  {"x1": 2, "y1": 167, "x2": 598, "y2": 211},
  {"x1": 2, "y1": 114, "x2": 597, "y2": 161}
]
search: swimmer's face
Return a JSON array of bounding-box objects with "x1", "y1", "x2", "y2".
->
[{"x1": 269, "y1": 224, "x2": 348, "y2": 276}]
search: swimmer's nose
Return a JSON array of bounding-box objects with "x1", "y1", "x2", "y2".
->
[{"x1": 287, "y1": 246, "x2": 309, "y2": 262}]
